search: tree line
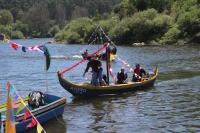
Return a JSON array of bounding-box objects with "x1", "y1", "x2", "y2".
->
[
  {"x1": 0, "y1": 0, "x2": 120, "y2": 38},
  {"x1": 56, "y1": 0, "x2": 200, "y2": 45}
]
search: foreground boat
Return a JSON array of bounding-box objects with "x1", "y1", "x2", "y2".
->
[
  {"x1": 0, "y1": 94, "x2": 66, "y2": 133},
  {"x1": 58, "y1": 67, "x2": 158, "y2": 97}
]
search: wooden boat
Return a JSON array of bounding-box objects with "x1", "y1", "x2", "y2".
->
[
  {"x1": 0, "y1": 94, "x2": 66, "y2": 133},
  {"x1": 57, "y1": 67, "x2": 158, "y2": 97}
]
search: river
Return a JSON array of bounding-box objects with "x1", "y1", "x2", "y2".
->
[{"x1": 0, "y1": 39, "x2": 200, "y2": 133}]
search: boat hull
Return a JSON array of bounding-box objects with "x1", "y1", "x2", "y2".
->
[
  {"x1": 58, "y1": 68, "x2": 158, "y2": 97},
  {"x1": 0, "y1": 94, "x2": 66, "y2": 133},
  {"x1": 16, "y1": 104, "x2": 65, "y2": 133}
]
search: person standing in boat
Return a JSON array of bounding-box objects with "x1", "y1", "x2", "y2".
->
[
  {"x1": 82, "y1": 49, "x2": 88, "y2": 59},
  {"x1": 83, "y1": 57, "x2": 103, "y2": 86},
  {"x1": 117, "y1": 68, "x2": 128, "y2": 84},
  {"x1": 132, "y1": 64, "x2": 146, "y2": 82}
]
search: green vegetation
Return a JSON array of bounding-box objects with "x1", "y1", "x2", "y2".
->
[
  {"x1": 0, "y1": 0, "x2": 120, "y2": 39},
  {"x1": 56, "y1": 0, "x2": 200, "y2": 45},
  {"x1": 0, "y1": 0, "x2": 199, "y2": 45}
]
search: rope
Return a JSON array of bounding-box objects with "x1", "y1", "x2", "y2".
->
[
  {"x1": 98, "y1": 26, "x2": 117, "y2": 47},
  {"x1": 60, "y1": 42, "x2": 109, "y2": 76},
  {"x1": 108, "y1": 64, "x2": 117, "y2": 83},
  {"x1": 70, "y1": 25, "x2": 115, "y2": 58},
  {"x1": 117, "y1": 56, "x2": 133, "y2": 72}
]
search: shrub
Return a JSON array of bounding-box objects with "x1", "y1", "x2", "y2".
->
[
  {"x1": 177, "y1": 7, "x2": 200, "y2": 36},
  {"x1": 55, "y1": 17, "x2": 95, "y2": 44},
  {"x1": 159, "y1": 25, "x2": 181, "y2": 44},
  {"x1": 48, "y1": 25, "x2": 60, "y2": 37},
  {"x1": 11, "y1": 31, "x2": 24, "y2": 39},
  {"x1": 0, "y1": 10, "x2": 13, "y2": 25}
]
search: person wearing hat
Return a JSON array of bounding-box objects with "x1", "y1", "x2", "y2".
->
[
  {"x1": 132, "y1": 64, "x2": 146, "y2": 82},
  {"x1": 83, "y1": 57, "x2": 103, "y2": 86},
  {"x1": 82, "y1": 49, "x2": 88, "y2": 59},
  {"x1": 117, "y1": 67, "x2": 128, "y2": 84},
  {"x1": 0, "y1": 33, "x2": 6, "y2": 41}
]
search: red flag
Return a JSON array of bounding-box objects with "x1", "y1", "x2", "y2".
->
[
  {"x1": 26, "y1": 117, "x2": 37, "y2": 128},
  {"x1": 23, "y1": 109, "x2": 31, "y2": 121},
  {"x1": 11, "y1": 42, "x2": 19, "y2": 50}
]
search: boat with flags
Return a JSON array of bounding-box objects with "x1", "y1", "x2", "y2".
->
[
  {"x1": 57, "y1": 41, "x2": 158, "y2": 97},
  {"x1": 0, "y1": 82, "x2": 66, "y2": 133}
]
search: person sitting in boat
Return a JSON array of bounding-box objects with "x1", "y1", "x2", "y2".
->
[
  {"x1": 82, "y1": 49, "x2": 88, "y2": 59},
  {"x1": 117, "y1": 68, "x2": 128, "y2": 84},
  {"x1": 132, "y1": 64, "x2": 146, "y2": 82},
  {"x1": 28, "y1": 91, "x2": 45, "y2": 109},
  {"x1": 83, "y1": 57, "x2": 103, "y2": 86},
  {"x1": 0, "y1": 33, "x2": 6, "y2": 41},
  {"x1": 102, "y1": 74, "x2": 108, "y2": 85}
]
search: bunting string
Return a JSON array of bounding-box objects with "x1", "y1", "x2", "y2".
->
[
  {"x1": 0, "y1": 33, "x2": 51, "y2": 70},
  {"x1": 117, "y1": 56, "x2": 133, "y2": 72}
]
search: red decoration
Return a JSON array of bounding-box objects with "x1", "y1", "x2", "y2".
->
[
  {"x1": 11, "y1": 42, "x2": 19, "y2": 50},
  {"x1": 26, "y1": 117, "x2": 37, "y2": 128},
  {"x1": 23, "y1": 109, "x2": 31, "y2": 121}
]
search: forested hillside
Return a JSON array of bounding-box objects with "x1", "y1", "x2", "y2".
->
[
  {"x1": 56, "y1": 0, "x2": 200, "y2": 45},
  {"x1": 0, "y1": 0, "x2": 200, "y2": 45},
  {"x1": 0, "y1": 0, "x2": 120, "y2": 38}
]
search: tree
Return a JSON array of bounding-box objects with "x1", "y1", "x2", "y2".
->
[
  {"x1": 24, "y1": 2, "x2": 50, "y2": 37},
  {"x1": 135, "y1": 0, "x2": 148, "y2": 11},
  {"x1": 0, "y1": 9, "x2": 13, "y2": 25}
]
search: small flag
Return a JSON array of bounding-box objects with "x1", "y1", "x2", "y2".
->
[
  {"x1": 5, "y1": 96, "x2": 16, "y2": 133},
  {"x1": 26, "y1": 117, "x2": 37, "y2": 128},
  {"x1": 20, "y1": 99, "x2": 26, "y2": 105},
  {"x1": 10, "y1": 42, "x2": 19, "y2": 50},
  {"x1": 16, "y1": 103, "x2": 25, "y2": 114},
  {"x1": 22, "y1": 46, "x2": 26, "y2": 52},
  {"x1": 12, "y1": 102, "x2": 18, "y2": 109},
  {"x1": 10, "y1": 85, "x2": 16, "y2": 97},
  {"x1": 13, "y1": 94, "x2": 20, "y2": 102},
  {"x1": 37, "y1": 123, "x2": 43, "y2": 133},
  {"x1": 23, "y1": 109, "x2": 31, "y2": 121}
]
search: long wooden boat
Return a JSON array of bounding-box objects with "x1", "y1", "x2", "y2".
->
[
  {"x1": 58, "y1": 67, "x2": 158, "y2": 97},
  {"x1": 0, "y1": 94, "x2": 66, "y2": 133}
]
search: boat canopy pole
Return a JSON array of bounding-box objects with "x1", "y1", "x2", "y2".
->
[
  {"x1": 106, "y1": 44, "x2": 110, "y2": 85},
  {"x1": 60, "y1": 42, "x2": 109, "y2": 76}
]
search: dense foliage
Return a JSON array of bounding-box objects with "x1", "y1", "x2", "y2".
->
[
  {"x1": 0, "y1": 0, "x2": 199, "y2": 45},
  {"x1": 56, "y1": 0, "x2": 200, "y2": 45},
  {"x1": 0, "y1": 0, "x2": 120, "y2": 38}
]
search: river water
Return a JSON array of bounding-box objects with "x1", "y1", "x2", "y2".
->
[{"x1": 0, "y1": 39, "x2": 200, "y2": 133}]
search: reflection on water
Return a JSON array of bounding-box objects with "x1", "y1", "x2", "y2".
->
[
  {"x1": 27, "y1": 116, "x2": 67, "y2": 133},
  {"x1": 0, "y1": 39, "x2": 200, "y2": 132}
]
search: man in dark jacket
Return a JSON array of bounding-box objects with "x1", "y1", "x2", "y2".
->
[
  {"x1": 117, "y1": 68, "x2": 128, "y2": 84},
  {"x1": 83, "y1": 57, "x2": 103, "y2": 86}
]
